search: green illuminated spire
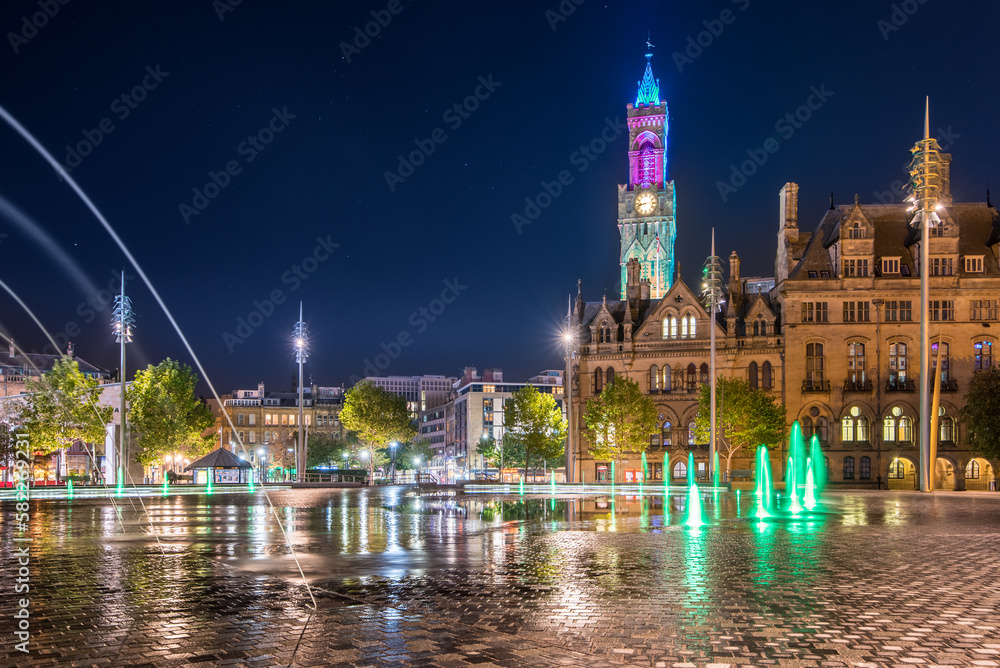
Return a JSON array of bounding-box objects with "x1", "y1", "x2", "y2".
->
[{"x1": 636, "y1": 53, "x2": 660, "y2": 106}]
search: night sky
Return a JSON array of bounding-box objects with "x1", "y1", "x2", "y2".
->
[{"x1": 1, "y1": 0, "x2": 997, "y2": 396}]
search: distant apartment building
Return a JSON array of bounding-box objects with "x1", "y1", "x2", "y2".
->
[
  {"x1": 217, "y1": 381, "x2": 344, "y2": 471},
  {"x1": 436, "y1": 367, "x2": 563, "y2": 482},
  {"x1": 363, "y1": 374, "x2": 456, "y2": 415}
]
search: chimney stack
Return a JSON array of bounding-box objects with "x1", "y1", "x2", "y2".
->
[
  {"x1": 779, "y1": 182, "x2": 799, "y2": 233},
  {"x1": 729, "y1": 251, "x2": 741, "y2": 306}
]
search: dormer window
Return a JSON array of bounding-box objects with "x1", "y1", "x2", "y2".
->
[
  {"x1": 965, "y1": 255, "x2": 984, "y2": 273},
  {"x1": 848, "y1": 221, "x2": 866, "y2": 239},
  {"x1": 881, "y1": 257, "x2": 900, "y2": 275},
  {"x1": 599, "y1": 320, "x2": 613, "y2": 343}
]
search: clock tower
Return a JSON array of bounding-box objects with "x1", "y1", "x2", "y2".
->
[{"x1": 618, "y1": 52, "x2": 676, "y2": 298}]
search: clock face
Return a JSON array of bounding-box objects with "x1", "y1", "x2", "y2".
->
[{"x1": 635, "y1": 193, "x2": 656, "y2": 215}]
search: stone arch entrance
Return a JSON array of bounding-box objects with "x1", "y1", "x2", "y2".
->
[
  {"x1": 964, "y1": 458, "x2": 996, "y2": 491},
  {"x1": 934, "y1": 456, "x2": 957, "y2": 491},
  {"x1": 887, "y1": 455, "x2": 918, "y2": 490}
]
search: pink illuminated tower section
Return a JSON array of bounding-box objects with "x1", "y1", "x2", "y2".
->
[{"x1": 618, "y1": 52, "x2": 676, "y2": 298}]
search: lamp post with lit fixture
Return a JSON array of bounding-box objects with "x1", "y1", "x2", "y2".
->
[
  {"x1": 562, "y1": 311, "x2": 576, "y2": 483},
  {"x1": 904, "y1": 98, "x2": 946, "y2": 493},
  {"x1": 292, "y1": 302, "x2": 309, "y2": 481},
  {"x1": 111, "y1": 271, "x2": 135, "y2": 487}
]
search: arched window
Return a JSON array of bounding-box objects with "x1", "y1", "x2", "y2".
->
[
  {"x1": 662, "y1": 318, "x2": 669, "y2": 338},
  {"x1": 860, "y1": 456, "x2": 871, "y2": 480},
  {"x1": 975, "y1": 340, "x2": 993, "y2": 371},
  {"x1": 843, "y1": 456, "x2": 855, "y2": 480},
  {"x1": 888, "y1": 459, "x2": 906, "y2": 479},
  {"x1": 842, "y1": 416, "x2": 854, "y2": 442},
  {"x1": 801, "y1": 416, "x2": 813, "y2": 438},
  {"x1": 699, "y1": 363, "x2": 709, "y2": 384},
  {"x1": 594, "y1": 367, "x2": 603, "y2": 393},
  {"x1": 847, "y1": 342, "x2": 866, "y2": 385},
  {"x1": 681, "y1": 316, "x2": 689, "y2": 338},
  {"x1": 649, "y1": 365, "x2": 659, "y2": 392},
  {"x1": 672, "y1": 461, "x2": 687, "y2": 480},
  {"x1": 966, "y1": 460, "x2": 980, "y2": 479},
  {"x1": 606, "y1": 368, "x2": 615, "y2": 387},
  {"x1": 669, "y1": 316, "x2": 678, "y2": 339},
  {"x1": 686, "y1": 363, "x2": 697, "y2": 392},
  {"x1": 883, "y1": 415, "x2": 895, "y2": 441},
  {"x1": 762, "y1": 361, "x2": 772, "y2": 389},
  {"x1": 899, "y1": 416, "x2": 912, "y2": 442},
  {"x1": 940, "y1": 415, "x2": 954, "y2": 443},
  {"x1": 806, "y1": 343, "x2": 824, "y2": 387},
  {"x1": 889, "y1": 342, "x2": 907, "y2": 388},
  {"x1": 760, "y1": 321, "x2": 767, "y2": 336},
  {"x1": 688, "y1": 315, "x2": 697, "y2": 338},
  {"x1": 753, "y1": 321, "x2": 759, "y2": 336},
  {"x1": 932, "y1": 341, "x2": 950, "y2": 383},
  {"x1": 663, "y1": 364, "x2": 672, "y2": 392},
  {"x1": 816, "y1": 417, "x2": 829, "y2": 443},
  {"x1": 857, "y1": 416, "x2": 870, "y2": 442},
  {"x1": 748, "y1": 361, "x2": 759, "y2": 389},
  {"x1": 662, "y1": 421, "x2": 672, "y2": 447},
  {"x1": 638, "y1": 143, "x2": 655, "y2": 187},
  {"x1": 600, "y1": 320, "x2": 613, "y2": 343}
]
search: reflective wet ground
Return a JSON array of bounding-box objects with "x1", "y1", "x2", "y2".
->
[{"x1": 3, "y1": 488, "x2": 1000, "y2": 667}]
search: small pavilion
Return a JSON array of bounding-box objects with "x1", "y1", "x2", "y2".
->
[{"x1": 185, "y1": 448, "x2": 254, "y2": 484}]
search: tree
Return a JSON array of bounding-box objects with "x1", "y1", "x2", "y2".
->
[
  {"x1": 22, "y1": 358, "x2": 112, "y2": 458},
  {"x1": 397, "y1": 440, "x2": 435, "y2": 470},
  {"x1": 503, "y1": 385, "x2": 566, "y2": 479},
  {"x1": 694, "y1": 377, "x2": 787, "y2": 474},
  {"x1": 961, "y1": 368, "x2": 1000, "y2": 461},
  {"x1": 339, "y1": 381, "x2": 416, "y2": 480},
  {"x1": 583, "y1": 376, "x2": 658, "y2": 481},
  {"x1": 306, "y1": 431, "x2": 344, "y2": 469},
  {"x1": 126, "y1": 359, "x2": 215, "y2": 465}
]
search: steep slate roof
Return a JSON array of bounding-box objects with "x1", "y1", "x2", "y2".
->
[
  {"x1": 789, "y1": 201, "x2": 1000, "y2": 279},
  {"x1": 185, "y1": 447, "x2": 253, "y2": 470}
]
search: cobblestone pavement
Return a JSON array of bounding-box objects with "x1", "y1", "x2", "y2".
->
[{"x1": 2, "y1": 489, "x2": 1000, "y2": 667}]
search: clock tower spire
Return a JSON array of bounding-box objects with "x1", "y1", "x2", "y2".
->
[{"x1": 618, "y1": 50, "x2": 676, "y2": 298}]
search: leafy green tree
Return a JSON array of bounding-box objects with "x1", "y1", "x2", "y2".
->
[
  {"x1": 126, "y1": 359, "x2": 215, "y2": 465},
  {"x1": 306, "y1": 431, "x2": 344, "y2": 468},
  {"x1": 23, "y1": 358, "x2": 112, "y2": 457},
  {"x1": 583, "y1": 376, "x2": 658, "y2": 482},
  {"x1": 397, "y1": 440, "x2": 435, "y2": 470},
  {"x1": 694, "y1": 376, "x2": 787, "y2": 474},
  {"x1": 339, "y1": 381, "x2": 416, "y2": 480},
  {"x1": 503, "y1": 385, "x2": 566, "y2": 479},
  {"x1": 961, "y1": 368, "x2": 1000, "y2": 461},
  {"x1": 477, "y1": 434, "x2": 518, "y2": 470}
]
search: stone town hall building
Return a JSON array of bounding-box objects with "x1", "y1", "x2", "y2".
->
[{"x1": 563, "y1": 55, "x2": 999, "y2": 491}]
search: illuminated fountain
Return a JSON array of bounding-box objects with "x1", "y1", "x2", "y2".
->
[
  {"x1": 753, "y1": 444, "x2": 774, "y2": 519},
  {"x1": 684, "y1": 451, "x2": 704, "y2": 528}
]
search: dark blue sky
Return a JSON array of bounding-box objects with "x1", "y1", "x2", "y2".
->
[{"x1": 0, "y1": 0, "x2": 997, "y2": 395}]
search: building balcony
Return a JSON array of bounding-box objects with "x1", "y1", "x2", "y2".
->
[
  {"x1": 843, "y1": 379, "x2": 873, "y2": 393},
  {"x1": 885, "y1": 379, "x2": 915, "y2": 392},
  {"x1": 802, "y1": 379, "x2": 830, "y2": 392}
]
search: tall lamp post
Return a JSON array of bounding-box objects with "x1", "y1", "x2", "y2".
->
[
  {"x1": 904, "y1": 98, "x2": 946, "y2": 493},
  {"x1": 111, "y1": 270, "x2": 135, "y2": 487},
  {"x1": 293, "y1": 302, "x2": 309, "y2": 481},
  {"x1": 563, "y1": 306, "x2": 576, "y2": 483},
  {"x1": 702, "y1": 229, "x2": 724, "y2": 483},
  {"x1": 390, "y1": 441, "x2": 398, "y2": 484}
]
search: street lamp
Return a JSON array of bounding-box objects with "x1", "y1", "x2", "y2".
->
[
  {"x1": 257, "y1": 447, "x2": 265, "y2": 483},
  {"x1": 702, "y1": 229, "x2": 725, "y2": 484},
  {"x1": 389, "y1": 441, "x2": 398, "y2": 484},
  {"x1": 562, "y1": 322, "x2": 575, "y2": 483},
  {"x1": 904, "y1": 98, "x2": 946, "y2": 492},
  {"x1": 111, "y1": 270, "x2": 135, "y2": 488},
  {"x1": 292, "y1": 301, "x2": 309, "y2": 481}
]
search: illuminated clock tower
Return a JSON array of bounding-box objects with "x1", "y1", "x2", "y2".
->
[{"x1": 618, "y1": 52, "x2": 676, "y2": 298}]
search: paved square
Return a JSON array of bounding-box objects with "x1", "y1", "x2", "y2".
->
[{"x1": 2, "y1": 489, "x2": 999, "y2": 667}]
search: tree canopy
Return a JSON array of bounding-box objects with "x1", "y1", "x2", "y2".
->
[
  {"x1": 583, "y1": 376, "x2": 658, "y2": 479},
  {"x1": 339, "y1": 381, "x2": 416, "y2": 479},
  {"x1": 126, "y1": 359, "x2": 215, "y2": 465},
  {"x1": 502, "y1": 385, "x2": 566, "y2": 478},
  {"x1": 694, "y1": 376, "x2": 787, "y2": 472},
  {"x1": 22, "y1": 358, "x2": 112, "y2": 456},
  {"x1": 961, "y1": 368, "x2": 1000, "y2": 461},
  {"x1": 306, "y1": 431, "x2": 345, "y2": 468}
]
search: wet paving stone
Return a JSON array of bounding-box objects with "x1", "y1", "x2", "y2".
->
[{"x1": 1, "y1": 490, "x2": 1000, "y2": 666}]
